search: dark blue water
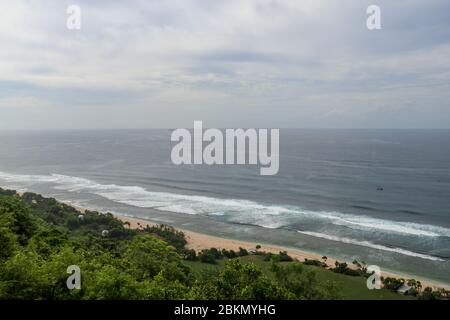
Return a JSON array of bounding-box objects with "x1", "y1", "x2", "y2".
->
[{"x1": 0, "y1": 129, "x2": 449, "y2": 284}]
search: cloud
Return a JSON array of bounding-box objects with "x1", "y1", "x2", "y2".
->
[{"x1": 0, "y1": 0, "x2": 449, "y2": 129}]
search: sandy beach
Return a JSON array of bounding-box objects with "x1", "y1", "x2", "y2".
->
[
  {"x1": 115, "y1": 214, "x2": 449, "y2": 291},
  {"x1": 10, "y1": 191, "x2": 450, "y2": 291}
]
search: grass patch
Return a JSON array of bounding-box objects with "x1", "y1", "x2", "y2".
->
[{"x1": 184, "y1": 255, "x2": 414, "y2": 300}]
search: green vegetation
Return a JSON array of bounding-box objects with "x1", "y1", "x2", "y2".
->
[
  {"x1": 184, "y1": 255, "x2": 414, "y2": 300},
  {"x1": 0, "y1": 188, "x2": 339, "y2": 300},
  {"x1": 0, "y1": 187, "x2": 441, "y2": 300}
]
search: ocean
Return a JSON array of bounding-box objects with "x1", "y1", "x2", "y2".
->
[{"x1": 0, "y1": 129, "x2": 449, "y2": 284}]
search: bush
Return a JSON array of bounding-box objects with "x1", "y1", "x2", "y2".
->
[
  {"x1": 383, "y1": 277, "x2": 405, "y2": 291},
  {"x1": 0, "y1": 188, "x2": 17, "y2": 196},
  {"x1": 343, "y1": 269, "x2": 362, "y2": 276},
  {"x1": 198, "y1": 250, "x2": 218, "y2": 264},
  {"x1": 238, "y1": 247, "x2": 249, "y2": 257},
  {"x1": 143, "y1": 224, "x2": 187, "y2": 250},
  {"x1": 303, "y1": 259, "x2": 326, "y2": 268},
  {"x1": 0, "y1": 226, "x2": 17, "y2": 262},
  {"x1": 181, "y1": 248, "x2": 197, "y2": 261},
  {"x1": 123, "y1": 235, "x2": 188, "y2": 282},
  {"x1": 276, "y1": 251, "x2": 293, "y2": 262},
  {"x1": 221, "y1": 249, "x2": 238, "y2": 259},
  {"x1": 270, "y1": 262, "x2": 341, "y2": 300},
  {"x1": 0, "y1": 195, "x2": 37, "y2": 246},
  {"x1": 190, "y1": 260, "x2": 290, "y2": 299},
  {"x1": 331, "y1": 261, "x2": 361, "y2": 276}
]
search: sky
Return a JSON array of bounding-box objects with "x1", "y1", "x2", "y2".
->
[{"x1": 1, "y1": 0, "x2": 450, "y2": 129}]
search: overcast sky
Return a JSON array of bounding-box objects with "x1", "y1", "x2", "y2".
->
[{"x1": 1, "y1": 0, "x2": 450, "y2": 129}]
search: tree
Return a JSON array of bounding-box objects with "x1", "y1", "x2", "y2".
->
[
  {"x1": 27, "y1": 227, "x2": 68, "y2": 258},
  {"x1": 202, "y1": 260, "x2": 289, "y2": 299},
  {"x1": 198, "y1": 249, "x2": 217, "y2": 264},
  {"x1": 0, "y1": 195, "x2": 37, "y2": 245},
  {"x1": 142, "y1": 273, "x2": 188, "y2": 299},
  {"x1": 407, "y1": 279, "x2": 422, "y2": 292},
  {"x1": 270, "y1": 262, "x2": 341, "y2": 300},
  {"x1": 0, "y1": 250, "x2": 45, "y2": 299},
  {"x1": 383, "y1": 277, "x2": 405, "y2": 291},
  {"x1": 123, "y1": 235, "x2": 189, "y2": 282},
  {"x1": 83, "y1": 264, "x2": 144, "y2": 300},
  {"x1": 181, "y1": 248, "x2": 197, "y2": 261},
  {"x1": 238, "y1": 247, "x2": 249, "y2": 256},
  {"x1": 0, "y1": 226, "x2": 17, "y2": 262}
]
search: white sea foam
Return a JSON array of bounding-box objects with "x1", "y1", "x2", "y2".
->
[
  {"x1": 1, "y1": 171, "x2": 450, "y2": 239},
  {"x1": 310, "y1": 211, "x2": 442, "y2": 237},
  {"x1": 297, "y1": 231, "x2": 444, "y2": 261}
]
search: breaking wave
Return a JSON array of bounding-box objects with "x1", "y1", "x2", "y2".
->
[
  {"x1": 1, "y1": 171, "x2": 450, "y2": 262},
  {"x1": 297, "y1": 231, "x2": 445, "y2": 261}
]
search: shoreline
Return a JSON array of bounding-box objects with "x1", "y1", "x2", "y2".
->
[
  {"x1": 7, "y1": 189, "x2": 450, "y2": 291},
  {"x1": 115, "y1": 213, "x2": 450, "y2": 291}
]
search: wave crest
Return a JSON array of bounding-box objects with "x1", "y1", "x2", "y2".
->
[{"x1": 1, "y1": 171, "x2": 450, "y2": 241}]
